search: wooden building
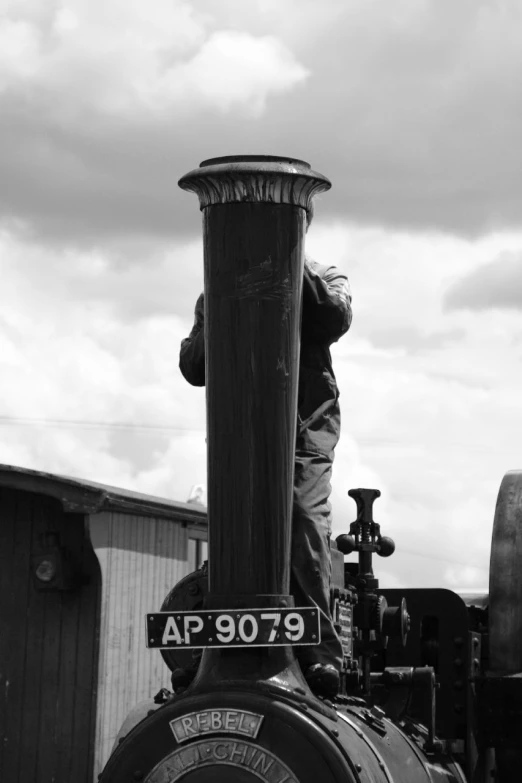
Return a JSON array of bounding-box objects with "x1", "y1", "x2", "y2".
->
[{"x1": 0, "y1": 463, "x2": 207, "y2": 782}]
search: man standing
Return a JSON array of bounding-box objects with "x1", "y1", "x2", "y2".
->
[{"x1": 179, "y1": 209, "x2": 352, "y2": 698}]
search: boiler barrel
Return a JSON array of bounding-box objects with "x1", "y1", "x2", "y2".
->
[{"x1": 100, "y1": 689, "x2": 466, "y2": 782}]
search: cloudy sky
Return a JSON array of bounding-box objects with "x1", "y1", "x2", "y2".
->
[{"x1": 1, "y1": 0, "x2": 522, "y2": 590}]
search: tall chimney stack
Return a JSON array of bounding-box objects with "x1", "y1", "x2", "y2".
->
[{"x1": 178, "y1": 155, "x2": 331, "y2": 689}]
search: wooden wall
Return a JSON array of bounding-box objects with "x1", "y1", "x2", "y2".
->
[
  {"x1": 89, "y1": 510, "x2": 192, "y2": 778},
  {"x1": 0, "y1": 483, "x2": 203, "y2": 782},
  {"x1": 0, "y1": 487, "x2": 100, "y2": 783}
]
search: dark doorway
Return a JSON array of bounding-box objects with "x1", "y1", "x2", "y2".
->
[{"x1": 0, "y1": 487, "x2": 101, "y2": 782}]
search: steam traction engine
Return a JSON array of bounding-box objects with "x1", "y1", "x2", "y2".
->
[{"x1": 99, "y1": 157, "x2": 522, "y2": 783}]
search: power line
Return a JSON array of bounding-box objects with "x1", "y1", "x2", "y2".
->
[
  {"x1": 0, "y1": 415, "x2": 203, "y2": 432},
  {"x1": 0, "y1": 416, "x2": 493, "y2": 572},
  {"x1": 0, "y1": 415, "x2": 518, "y2": 457}
]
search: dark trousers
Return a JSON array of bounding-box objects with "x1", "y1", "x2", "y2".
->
[{"x1": 291, "y1": 449, "x2": 343, "y2": 670}]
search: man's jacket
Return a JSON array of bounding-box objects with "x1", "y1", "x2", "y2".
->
[{"x1": 179, "y1": 257, "x2": 352, "y2": 458}]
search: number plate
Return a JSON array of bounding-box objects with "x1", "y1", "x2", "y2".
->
[
  {"x1": 338, "y1": 604, "x2": 353, "y2": 659},
  {"x1": 146, "y1": 607, "x2": 320, "y2": 649}
]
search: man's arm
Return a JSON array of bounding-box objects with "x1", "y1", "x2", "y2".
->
[
  {"x1": 302, "y1": 257, "x2": 352, "y2": 342},
  {"x1": 179, "y1": 293, "x2": 206, "y2": 387}
]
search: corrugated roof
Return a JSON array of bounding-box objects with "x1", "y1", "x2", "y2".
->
[{"x1": 0, "y1": 463, "x2": 207, "y2": 524}]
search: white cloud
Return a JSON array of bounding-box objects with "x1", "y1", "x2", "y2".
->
[
  {"x1": 0, "y1": 227, "x2": 207, "y2": 498},
  {"x1": 165, "y1": 31, "x2": 309, "y2": 116},
  {"x1": 444, "y1": 250, "x2": 522, "y2": 312},
  {"x1": 308, "y1": 223, "x2": 522, "y2": 588},
  {"x1": 0, "y1": 1, "x2": 307, "y2": 117},
  {"x1": 3, "y1": 216, "x2": 521, "y2": 590},
  {"x1": 3, "y1": 1, "x2": 522, "y2": 246},
  {"x1": 132, "y1": 431, "x2": 207, "y2": 501},
  {"x1": 3, "y1": 221, "x2": 521, "y2": 590},
  {"x1": 0, "y1": 1, "x2": 522, "y2": 595}
]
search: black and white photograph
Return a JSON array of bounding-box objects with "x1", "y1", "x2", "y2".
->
[{"x1": 1, "y1": 1, "x2": 521, "y2": 781}]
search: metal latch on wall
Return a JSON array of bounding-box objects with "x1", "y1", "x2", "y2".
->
[{"x1": 31, "y1": 532, "x2": 80, "y2": 591}]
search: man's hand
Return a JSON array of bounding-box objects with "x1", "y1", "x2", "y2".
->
[{"x1": 179, "y1": 293, "x2": 206, "y2": 387}]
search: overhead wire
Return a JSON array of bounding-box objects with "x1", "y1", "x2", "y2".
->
[
  {"x1": 0, "y1": 415, "x2": 500, "y2": 573},
  {"x1": 0, "y1": 414, "x2": 518, "y2": 454},
  {"x1": 0, "y1": 414, "x2": 202, "y2": 432}
]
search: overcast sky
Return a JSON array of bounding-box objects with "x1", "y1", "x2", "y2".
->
[{"x1": 1, "y1": 0, "x2": 522, "y2": 590}]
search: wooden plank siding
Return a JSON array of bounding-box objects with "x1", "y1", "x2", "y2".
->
[
  {"x1": 89, "y1": 510, "x2": 190, "y2": 778},
  {"x1": 0, "y1": 487, "x2": 100, "y2": 783}
]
